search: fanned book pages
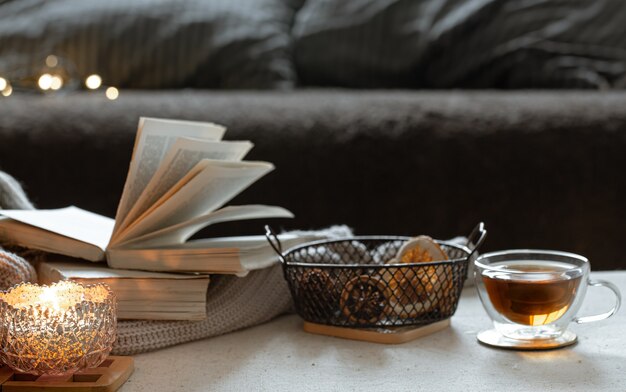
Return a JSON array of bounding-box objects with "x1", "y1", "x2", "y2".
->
[{"x1": 0, "y1": 117, "x2": 314, "y2": 274}]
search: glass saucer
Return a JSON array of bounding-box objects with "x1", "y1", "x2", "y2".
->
[{"x1": 477, "y1": 329, "x2": 577, "y2": 350}]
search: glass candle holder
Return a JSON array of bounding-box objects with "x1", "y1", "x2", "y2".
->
[{"x1": 0, "y1": 281, "x2": 116, "y2": 375}]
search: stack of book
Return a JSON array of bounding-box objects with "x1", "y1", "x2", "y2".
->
[
  {"x1": 38, "y1": 256, "x2": 211, "y2": 320},
  {"x1": 0, "y1": 118, "x2": 318, "y2": 320}
]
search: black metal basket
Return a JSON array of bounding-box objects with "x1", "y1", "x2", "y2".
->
[{"x1": 266, "y1": 224, "x2": 486, "y2": 328}]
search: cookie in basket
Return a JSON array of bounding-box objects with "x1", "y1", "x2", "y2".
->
[
  {"x1": 340, "y1": 275, "x2": 392, "y2": 324},
  {"x1": 297, "y1": 268, "x2": 339, "y2": 319},
  {"x1": 383, "y1": 236, "x2": 450, "y2": 318}
]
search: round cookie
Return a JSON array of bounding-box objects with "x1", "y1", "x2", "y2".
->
[
  {"x1": 396, "y1": 235, "x2": 448, "y2": 264},
  {"x1": 385, "y1": 236, "x2": 449, "y2": 319},
  {"x1": 340, "y1": 275, "x2": 391, "y2": 325},
  {"x1": 297, "y1": 268, "x2": 337, "y2": 320}
]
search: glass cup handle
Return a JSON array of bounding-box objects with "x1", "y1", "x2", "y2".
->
[{"x1": 574, "y1": 279, "x2": 622, "y2": 324}]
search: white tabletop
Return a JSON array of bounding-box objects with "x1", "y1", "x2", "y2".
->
[{"x1": 123, "y1": 271, "x2": 626, "y2": 392}]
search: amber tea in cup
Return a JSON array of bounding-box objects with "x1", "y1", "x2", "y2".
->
[
  {"x1": 482, "y1": 261, "x2": 582, "y2": 326},
  {"x1": 475, "y1": 250, "x2": 621, "y2": 341}
]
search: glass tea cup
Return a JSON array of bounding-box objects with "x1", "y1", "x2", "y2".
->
[{"x1": 474, "y1": 250, "x2": 621, "y2": 341}]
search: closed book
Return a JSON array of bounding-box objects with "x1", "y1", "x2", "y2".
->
[{"x1": 37, "y1": 256, "x2": 211, "y2": 321}]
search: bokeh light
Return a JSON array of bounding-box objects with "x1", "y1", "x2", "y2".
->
[
  {"x1": 1, "y1": 84, "x2": 12, "y2": 97},
  {"x1": 105, "y1": 87, "x2": 119, "y2": 100},
  {"x1": 45, "y1": 55, "x2": 59, "y2": 68},
  {"x1": 85, "y1": 74, "x2": 102, "y2": 90},
  {"x1": 50, "y1": 75, "x2": 63, "y2": 90},
  {"x1": 38, "y1": 73, "x2": 53, "y2": 90}
]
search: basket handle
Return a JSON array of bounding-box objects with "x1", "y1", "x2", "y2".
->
[
  {"x1": 466, "y1": 222, "x2": 487, "y2": 258},
  {"x1": 265, "y1": 225, "x2": 286, "y2": 264}
]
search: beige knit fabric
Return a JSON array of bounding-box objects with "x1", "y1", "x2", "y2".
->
[
  {"x1": 0, "y1": 170, "x2": 351, "y2": 355},
  {"x1": 114, "y1": 265, "x2": 291, "y2": 355},
  {"x1": 0, "y1": 249, "x2": 37, "y2": 288},
  {"x1": 0, "y1": 172, "x2": 37, "y2": 287},
  {"x1": 0, "y1": 171, "x2": 34, "y2": 210}
]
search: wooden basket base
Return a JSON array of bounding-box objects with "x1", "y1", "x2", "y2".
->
[
  {"x1": 0, "y1": 356, "x2": 133, "y2": 392},
  {"x1": 303, "y1": 319, "x2": 450, "y2": 344}
]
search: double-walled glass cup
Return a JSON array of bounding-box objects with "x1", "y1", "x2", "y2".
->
[{"x1": 474, "y1": 250, "x2": 621, "y2": 341}]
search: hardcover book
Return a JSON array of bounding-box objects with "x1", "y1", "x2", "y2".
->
[{"x1": 37, "y1": 256, "x2": 211, "y2": 321}]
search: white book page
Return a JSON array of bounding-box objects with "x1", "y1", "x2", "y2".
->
[
  {"x1": 0, "y1": 206, "x2": 113, "y2": 250},
  {"x1": 0, "y1": 218, "x2": 106, "y2": 261},
  {"x1": 43, "y1": 260, "x2": 207, "y2": 280},
  {"x1": 116, "y1": 205, "x2": 293, "y2": 248},
  {"x1": 113, "y1": 117, "x2": 226, "y2": 235},
  {"x1": 114, "y1": 138, "x2": 252, "y2": 238},
  {"x1": 112, "y1": 161, "x2": 210, "y2": 245},
  {"x1": 115, "y1": 160, "x2": 274, "y2": 243}
]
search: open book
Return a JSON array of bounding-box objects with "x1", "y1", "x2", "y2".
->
[{"x1": 0, "y1": 118, "x2": 311, "y2": 274}]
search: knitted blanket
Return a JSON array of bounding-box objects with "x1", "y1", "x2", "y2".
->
[{"x1": 0, "y1": 171, "x2": 351, "y2": 354}]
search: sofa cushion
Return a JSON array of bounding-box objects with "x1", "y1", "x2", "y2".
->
[
  {"x1": 293, "y1": 0, "x2": 427, "y2": 88},
  {"x1": 0, "y1": 0, "x2": 302, "y2": 89},
  {"x1": 293, "y1": 0, "x2": 626, "y2": 89},
  {"x1": 420, "y1": 0, "x2": 626, "y2": 88}
]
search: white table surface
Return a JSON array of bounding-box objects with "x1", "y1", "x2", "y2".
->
[{"x1": 122, "y1": 271, "x2": 626, "y2": 392}]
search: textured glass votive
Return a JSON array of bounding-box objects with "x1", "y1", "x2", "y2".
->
[{"x1": 0, "y1": 281, "x2": 116, "y2": 375}]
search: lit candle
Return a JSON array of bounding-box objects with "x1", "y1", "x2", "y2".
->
[{"x1": 0, "y1": 281, "x2": 116, "y2": 375}]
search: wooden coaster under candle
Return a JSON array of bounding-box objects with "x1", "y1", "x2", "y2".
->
[{"x1": 0, "y1": 356, "x2": 133, "y2": 392}]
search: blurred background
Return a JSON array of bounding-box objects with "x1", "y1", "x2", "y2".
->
[{"x1": 0, "y1": 0, "x2": 625, "y2": 268}]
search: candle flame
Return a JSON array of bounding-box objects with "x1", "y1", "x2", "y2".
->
[{"x1": 38, "y1": 286, "x2": 61, "y2": 311}]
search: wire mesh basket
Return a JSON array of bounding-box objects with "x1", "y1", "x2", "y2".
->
[{"x1": 266, "y1": 223, "x2": 486, "y2": 329}]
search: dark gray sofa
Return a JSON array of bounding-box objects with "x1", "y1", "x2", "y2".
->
[{"x1": 1, "y1": 90, "x2": 625, "y2": 269}]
